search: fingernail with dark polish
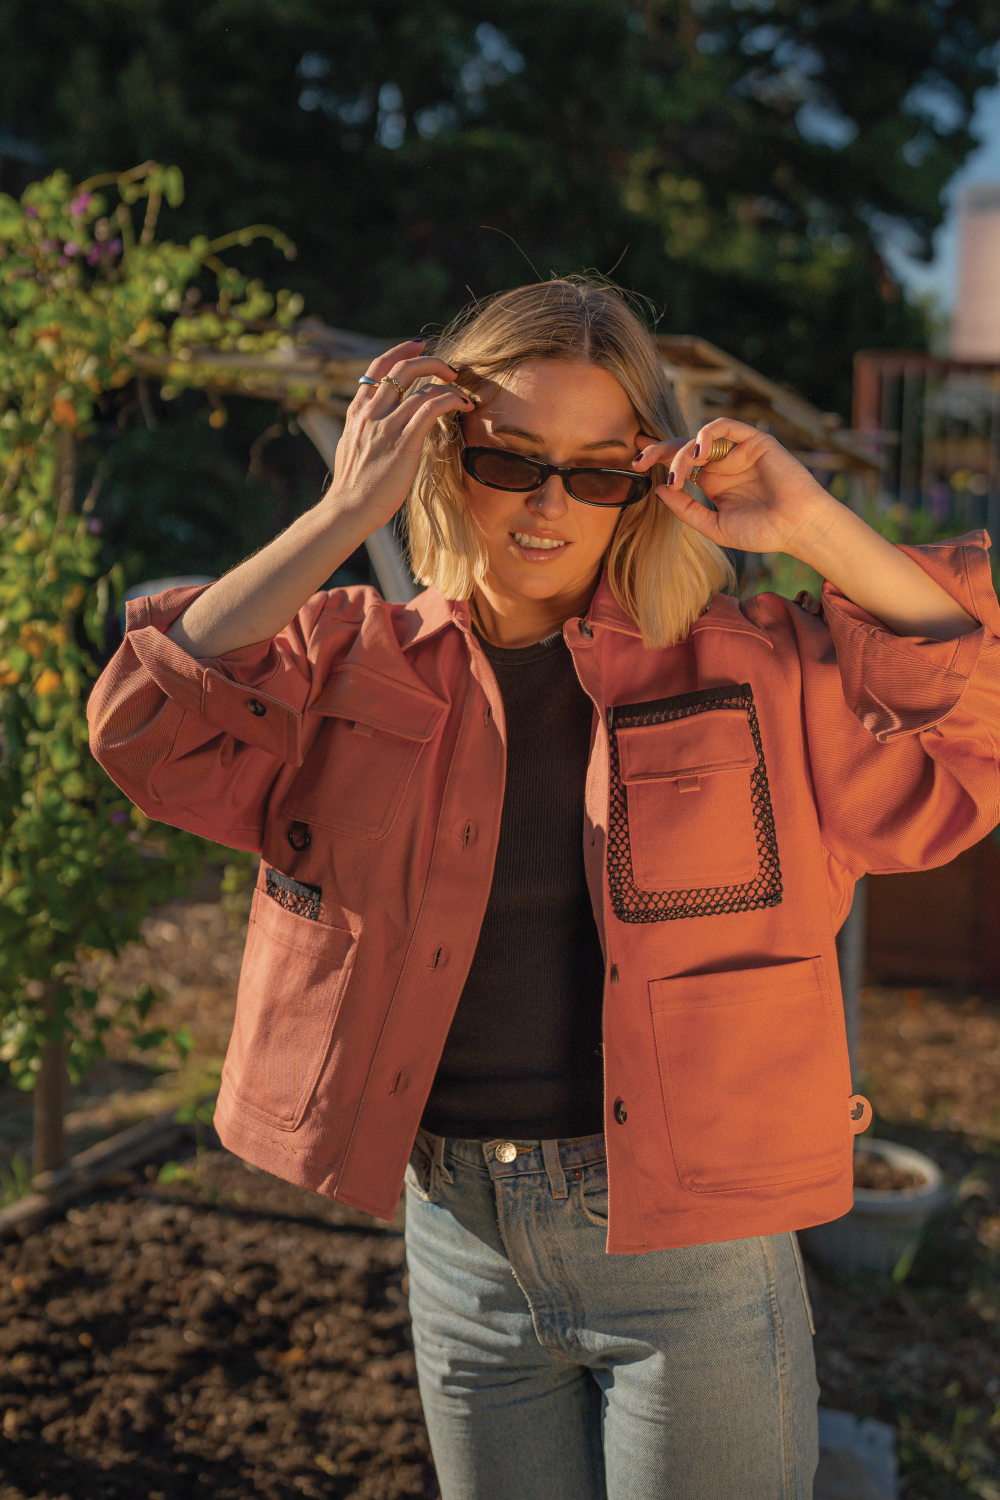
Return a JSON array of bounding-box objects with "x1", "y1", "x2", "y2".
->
[
  {"x1": 410, "y1": 336, "x2": 426, "y2": 343},
  {"x1": 666, "y1": 471, "x2": 675, "y2": 487},
  {"x1": 692, "y1": 443, "x2": 701, "y2": 458}
]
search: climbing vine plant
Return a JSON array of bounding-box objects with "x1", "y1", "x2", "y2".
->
[{"x1": 0, "y1": 162, "x2": 301, "y2": 1167}]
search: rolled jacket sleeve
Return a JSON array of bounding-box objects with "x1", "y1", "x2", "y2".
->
[
  {"x1": 87, "y1": 583, "x2": 352, "y2": 851},
  {"x1": 821, "y1": 529, "x2": 1000, "y2": 742},
  {"x1": 776, "y1": 529, "x2": 1000, "y2": 882}
]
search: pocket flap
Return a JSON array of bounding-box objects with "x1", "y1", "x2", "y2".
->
[
  {"x1": 618, "y1": 707, "x2": 756, "y2": 784},
  {"x1": 311, "y1": 665, "x2": 445, "y2": 742}
]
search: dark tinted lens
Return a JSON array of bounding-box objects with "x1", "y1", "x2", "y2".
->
[
  {"x1": 470, "y1": 449, "x2": 543, "y2": 491},
  {"x1": 569, "y1": 469, "x2": 642, "y2": 506}
]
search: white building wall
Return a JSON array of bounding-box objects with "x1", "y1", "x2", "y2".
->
[{"x1": 952, "y1": 183, "x2": 1000, "y2": 360}]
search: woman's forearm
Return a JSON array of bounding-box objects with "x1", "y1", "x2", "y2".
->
[
  {"x1": 791, "y1": 502, "x2": 979, "y2": 642},
  {"x1": 165, "y1": 494, "x2": 373, "y2": 659}
]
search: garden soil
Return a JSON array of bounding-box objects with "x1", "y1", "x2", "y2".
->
[{"x1": 1, "y1": 894, "x2": 999, "y2": 1498}]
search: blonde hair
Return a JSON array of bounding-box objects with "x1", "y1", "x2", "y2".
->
[{"x1": 405, "y1": 277, "x2": 735, "y2": 648}]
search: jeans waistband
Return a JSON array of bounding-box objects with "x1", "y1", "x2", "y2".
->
[{"x1": 414, "y1": 1129, "x2": 606, "y2": 1199}]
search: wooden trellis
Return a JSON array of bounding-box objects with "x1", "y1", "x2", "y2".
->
[{"x1": 134, "y1": 319, "x2": 878, "y2": 603}]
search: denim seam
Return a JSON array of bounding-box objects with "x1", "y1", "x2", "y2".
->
[
  {"x1": 789, "y1": 1232, "x2": 816, "y2": 1338},
  {"x1": 575, "y1": 1172, "x2": 609, "y2": 1227},
  {"x1": 762, "y1": 1235, "x2": 796, "y2": 1500}
]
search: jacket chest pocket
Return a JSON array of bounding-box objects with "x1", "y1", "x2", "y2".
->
[
  {"x1": 281, "y1": 665, "x2": 445, "y2": 840},
  {"x1": 607, "y1": 684, "x2": 782, "y2": 922}
]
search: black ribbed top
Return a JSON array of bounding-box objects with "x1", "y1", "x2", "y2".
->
[{"x1": 420, "y1": 626, "x2": 606, "y2": 1140}]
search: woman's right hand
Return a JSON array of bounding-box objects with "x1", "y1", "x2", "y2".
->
[{"x1": 325, "y1": 338, "x2": 476, "y2": 535}]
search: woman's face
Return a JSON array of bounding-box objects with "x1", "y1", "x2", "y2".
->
[{"x1": 461, "y1": 359, "x2": 643, "y2": 619}]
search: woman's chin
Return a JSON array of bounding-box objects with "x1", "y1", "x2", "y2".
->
[{"x1": 487, "y1": 555, "x2": 600, "y2": 606}]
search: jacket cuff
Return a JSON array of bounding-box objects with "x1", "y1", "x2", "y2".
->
[
  {"x1": 821, "y1": 529, "x2": 998, "y2": 743},
  {"x1": 124, "y1": 585, "x2": 305, "y2": 765}
]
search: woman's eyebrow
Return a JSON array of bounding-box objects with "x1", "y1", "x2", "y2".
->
[{"x1": 488, "y1": 422, "x2": 631, "y2": 451}]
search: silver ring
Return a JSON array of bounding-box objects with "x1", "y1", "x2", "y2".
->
[{"x1": 357, "y1": 375, "x2": 378, "y2": 387}]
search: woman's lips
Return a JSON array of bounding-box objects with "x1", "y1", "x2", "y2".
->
[{"x1": 509, "y1": 530, "x2": 569, "y2": 560}]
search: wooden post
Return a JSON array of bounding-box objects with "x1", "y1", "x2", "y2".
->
[{"x1": 32, "y1": 983, "x2": 68, "y2": 1177}]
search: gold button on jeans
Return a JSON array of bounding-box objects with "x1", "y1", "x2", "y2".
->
[{"x1": 495, "y1": 1142, "x2": 518, "y2": 1163}]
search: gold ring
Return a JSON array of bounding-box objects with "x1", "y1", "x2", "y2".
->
[
  {"x1": 379, "y1": 376, "x2": 405, "y2": 400},
  {"x1": 689, "y1": 437, "x2": 737, "y2": 485}
]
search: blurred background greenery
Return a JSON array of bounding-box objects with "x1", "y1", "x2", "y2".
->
[{"x1": 3, "y1": 0, "x2": 999, "y2": 589}]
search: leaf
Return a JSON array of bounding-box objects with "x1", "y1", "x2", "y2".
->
[{"x1": 172, "y1": 1024, "x2": 193, "y2": 1057}]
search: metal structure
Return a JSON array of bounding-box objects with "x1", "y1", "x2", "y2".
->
[{"x1": 853, "y1": 349, "x2": 1000, "y2": 538}]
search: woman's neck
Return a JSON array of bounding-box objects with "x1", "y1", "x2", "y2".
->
[{"x1": 470, "y1": 579, "x2": 599, "y2": 649}]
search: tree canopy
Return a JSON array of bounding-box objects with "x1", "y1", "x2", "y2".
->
[{"x1": 3, "y1": 0, "x2": 998, "y2": 418}]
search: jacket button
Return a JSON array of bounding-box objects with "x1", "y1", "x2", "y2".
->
[
  {"x1": 247, "y1": 699, "x2": 267, "y2": 717},
  {"x1": 579, "y1": 620, "x2": 594, "y2": 640},
  {"x1": 614, "y1": 1098, "x2": 627, "y2": 1125}
]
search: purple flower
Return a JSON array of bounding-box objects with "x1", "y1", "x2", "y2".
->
[
  {"x1": 25, "y1": 205, "x2": 38, "y2": 218},
  {"x1": 70, "y1": 193, "x2": 92, "y2": 216},
  {"x1": 86, "y1": 517, "x2": 103, "y2": 533},
  {"x1": 86, "y1": 247, "x2": 102, "y2": 265},
  {"x1": 110, "y1": 809, "x2": 128, "y2": 825},
  {"x1": 58, "y1": 255, "x2": 70, "y2": 267},
  {"x1": 107, "y1": 238, "x2": 122, "y2": 255},
  {"x1": 63, "y1": 242, "x2": 80, "y2": 257},
  {"x1": 40, "y1": 238, "x2": 59, "y2": 253}
]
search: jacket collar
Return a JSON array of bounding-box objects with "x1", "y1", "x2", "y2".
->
[
  {"x1": 585, "y1": 571, "x2": 773, "y2": 648},
  {"x1": 396, "y1": 572, "x2": 771, "y2": 651},
  {"x1": 397, "y1": 587, "x2": 470, "y2": 650}
]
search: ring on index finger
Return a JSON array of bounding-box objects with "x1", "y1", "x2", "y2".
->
[
  {"x1": 690, "y1": 437, "x2": 738, "y2": 483},
  {"x1": 357, "y1": 375, "x2": 378, "y2": 387}
]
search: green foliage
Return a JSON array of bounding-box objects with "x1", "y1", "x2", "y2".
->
[
  {"x1": 0, "y1": 162, "x2": 289, "y2": 1090},
  {"x1": 2, "y1": 2, "x2": 997, "y2": 416},
  {"x1": 0, "y1": 1151, "x2": 31, "y2": 1207}
]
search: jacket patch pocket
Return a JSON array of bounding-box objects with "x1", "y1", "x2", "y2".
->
[
  {"x1": 607, "y1": 684, "x2": 781, "y2": 922},
  {"x1": 650, "y1": 957, "x2": 848, "y2": 1192},
  {"x1": 281, "y1": 665, "x2": 445, "y2": 840},
  {"x1": 225, "y1": 888, "x2": 358, "y2": 1131}
]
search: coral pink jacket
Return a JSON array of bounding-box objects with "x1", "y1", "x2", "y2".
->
[{"x1": 88, "y1": 533, "x2": 1000, "y2": 1252}]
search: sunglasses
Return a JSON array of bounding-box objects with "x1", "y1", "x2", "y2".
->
[{"x1": 459, "y1": 435, "x2": 652, "y2": 508}]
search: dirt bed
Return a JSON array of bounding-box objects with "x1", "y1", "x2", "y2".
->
[
  {"x1": 3, "y1": 914, "x2": 1000, "y2": 1498},
  {"x1": 0, "y1": 1149, "x2": 432, "y2": 1500}
]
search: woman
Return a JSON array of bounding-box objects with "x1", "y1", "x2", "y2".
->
[{"x1": 89, "y1": 279, "x2": 1000, "y2": 1499}]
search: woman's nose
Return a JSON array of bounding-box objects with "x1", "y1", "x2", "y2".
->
[{"x1": 527, "y1": 476, "x2": 568, "y2": 517}]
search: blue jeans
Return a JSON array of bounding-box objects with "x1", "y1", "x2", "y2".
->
[{"x1": 404, "y1": 1129, "x2": 819, "y2": 1500}]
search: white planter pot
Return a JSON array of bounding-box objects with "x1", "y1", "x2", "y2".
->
[{"x1": 799, "y1": 1139, "x2": 951, "y2": 1279}]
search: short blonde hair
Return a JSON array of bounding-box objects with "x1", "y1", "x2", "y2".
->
[{"x1": 405, "y1": 277, "x2": 735, "y2": 648}]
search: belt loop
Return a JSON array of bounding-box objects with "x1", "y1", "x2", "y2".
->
[
  {"x1": 432, "y1": 1132, "x2": 454, "y2": 1188},
  {"x1": 542, "y1": 1138, "x2": 568, "y2": 1199}
]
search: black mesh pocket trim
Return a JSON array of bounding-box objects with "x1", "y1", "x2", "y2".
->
[
  {"x1": 606, "y1": 682, "x2": 782, "y2": 923},
  {"x1": 265, "y1": 868, "x2": 322, "y2": 921}
]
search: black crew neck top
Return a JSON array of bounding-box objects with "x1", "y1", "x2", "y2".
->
[{"x1": 420, "y1": 626, "x2": 606, "y2": 1140}]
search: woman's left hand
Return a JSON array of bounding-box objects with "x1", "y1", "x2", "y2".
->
[
  {"x1": 633, "y1": 418, "x2": 834, "y2": 562},
  {"x1": 634, "y1": 418, "x2": 979, "y2": 641}
]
